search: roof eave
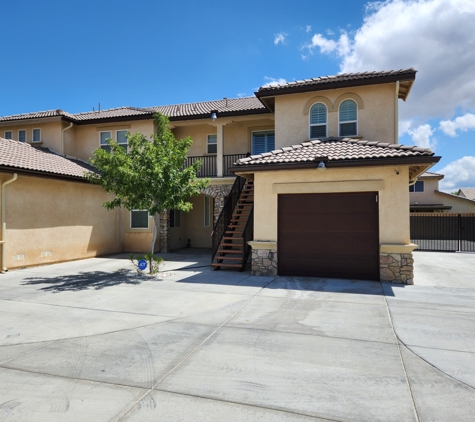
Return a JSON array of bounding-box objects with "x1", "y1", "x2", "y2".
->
[{"x1": 0, "y1": 165, "x2": 93, "y2": 183}]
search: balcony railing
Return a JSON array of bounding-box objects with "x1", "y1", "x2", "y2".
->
[
  {"x1": 185, "y1": 155, "x2": 217, "y2": 177},
  {"x1": 223, "y1": 154, "x2": 248, "y2": 176},
  {"x1": 185, "y1": 153, "x2": 249, "y2": 178}
]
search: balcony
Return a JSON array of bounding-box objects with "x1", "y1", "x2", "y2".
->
[{"x1": 185, "y1": 153, "x2": 248, "y2": 178}]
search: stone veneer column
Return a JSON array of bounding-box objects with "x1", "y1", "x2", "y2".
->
[
  {"x1": 380, "y1": 252, "x2": 414, "y2": 284},
  {"x1": 248, "y1": 241, "x2": 278, "y2": 276},
  {"x1": 158, "y1": 211, "x2": 170, "y2": 253},
  {"x1": 201, "y1": 184, "x2": 233, "y2": 225}
]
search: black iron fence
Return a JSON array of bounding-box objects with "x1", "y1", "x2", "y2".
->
[{"x1": 410, "y1": 213, "x2": 475, "y2": 252}]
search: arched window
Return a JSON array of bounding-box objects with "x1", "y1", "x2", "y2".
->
[
  {"x1": 309, "y1": 103, "x2": 327, "y2": 139},
  {"x1": 339, "y1": 99, "x2": 357, "y2": 136}
]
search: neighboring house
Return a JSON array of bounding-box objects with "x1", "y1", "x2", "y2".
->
[
  {"x1": 458, "y1": 188, "x2": 475, "y2": 200},
  {"x1": 0, "y1": 68, "x2": 440, "y2": 284},
  {"x1": 410, "y1": 172, "x2": 475, "y2": 213}
]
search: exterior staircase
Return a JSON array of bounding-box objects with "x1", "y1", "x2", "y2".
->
[{"x1": 211, "y1": 178, "x2": 254, "y2": 271}]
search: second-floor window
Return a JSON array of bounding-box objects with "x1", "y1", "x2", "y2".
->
[
  {"x1": 4, "y1": 131, "x2": 12, "y2": 139},
  {"x1": 32, "y1": 128, "x2": 41, "y2": 143},
  {"x1": 100, "y1": 130, "x2": 128, "y2": 152},
  {"x1": 207, "y1": 134, "x2": 217, "y2": 154},
  {"x1": 309, "y1": 103, "x2": 327, "y2": 138},
  {"x1": 409, "y1": 181, "x2": 424, "y2": 192},
  {"x1": 100, "y1": 131, "x2": 112, "y2": 152},
  {"x1": 252, "y1": 130, "x2": 275, "y2": 155},
  {"x1": 18, "y1": 129, "x2": 26, "y2": 142},
  {"x1": 339, "y1": 99, "x2": 358, "y2": 137}
]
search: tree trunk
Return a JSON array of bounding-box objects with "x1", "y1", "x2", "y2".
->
[{"x1": 149, "y1": 214, "x2": 159, "y2": 274}]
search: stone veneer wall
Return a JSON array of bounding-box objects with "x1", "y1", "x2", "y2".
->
[
  {"x1": 380, "y1": 252, "x2": 414, "y2": 285},
  {"x1": 158, "y1": 211, "x2": 170, "y2": 253},
  {"x1": 251, "y1": 249, "x2": 278, "y2": 276}
]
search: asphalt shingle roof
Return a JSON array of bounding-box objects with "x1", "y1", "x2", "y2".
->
[
  {"x1": 0, "y1": 137, "x2": 96, "y2": 179},
  {"x1": 234, "y1": 137, "x2": 435, "y2": 167},
  {"x1": 256, "y1": 68, "x2": 417, "y2": 94}
]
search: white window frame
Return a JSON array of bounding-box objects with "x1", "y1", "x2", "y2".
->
[
  {"x1": 116, "y1": 130, "x2": 128, "y2": 152},
  {"x1": 130, "y1": 210, "x2": 150, "y2": 229},
  {"x1": 32, "y1": 128, "x2": 41, "y2": 143},
  {"x1": 309, "y1": 102, "x2": 328, "y2": 139},
  {"x1": 409, "y1": 181, "x2": 424, "y2": 193},
  {"x1": 251, "y1": 130, "x2": 275, "y2": 155},
  {"x1": 204, "y1": 196, "x2": 211, "y2": 227},
  {"x1": 207, "y1": 134, "x2": 217, "y2": 154},
  {"x1": 18, "y1": 129, "x2": 27, "y2": 143},
  {"x1": 4, "y1": 131, "x2": 13, "y2": 140},
  {"x1": 338, "y1": 99, "x2": 358, "y2": 137},
  {"x1": 99, "y1": 131, "x2": 112, "y2": 150}
]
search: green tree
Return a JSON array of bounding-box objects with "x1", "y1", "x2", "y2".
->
[{"x1": 87, "y1": 112, "x2": 209, "y2": 263}]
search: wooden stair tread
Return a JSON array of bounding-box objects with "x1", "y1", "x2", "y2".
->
[
  {"x1": 217, "y1": 250, "x2": 243, "y2": 254},
  {"x1": 214, "y1": 256, "x2": 242, "y2": 261},
  {"x1": 211, "y1": 263, "x2": 242, "y2": 268}
]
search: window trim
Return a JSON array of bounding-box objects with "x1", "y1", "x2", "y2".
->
[
  {"x1": 309, "y1": 102, "x2": 328, "y2": 139},
  {"x1": 99, "y1": 131, "x2": 112, "y2": 149},
  {"x1": 18, "y1": 129, "x2": 27, "y2": 143},
  {"x1": 116, "y1": 129, "x2": 128, "y2": 151},
  {"x1": 32, "y1": 128, "x2": 41, "y2": 143},
  {"x1": 207, "y1": 134, "x2": 217, "y2": 155},
  {"x1": 409, "y1": 181, "x2": 424, "y2": 193},
  {"x1": 130, "y1": 210, "x2": 150, "y2": 229},
  {"x1": 204, "y1": 196, "x2": 211, "y2": 227},
  {"x1": 251, "y1": 130, "x2": 275, "y2": 155},
  {"x1": 4, "y1": 131, "x2": 13, "y2": 140},
  {"x1": 338, "y1": 99, "x2": 358, "y2": 137}
]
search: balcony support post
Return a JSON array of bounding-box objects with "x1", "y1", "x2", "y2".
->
[{"x1": 216, "y1": 124, "x2": 224, "y2": 177}]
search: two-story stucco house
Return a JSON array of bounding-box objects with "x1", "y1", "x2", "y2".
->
[{"x1": 0, "y1": 68, "x2": 441, "y2": 284}]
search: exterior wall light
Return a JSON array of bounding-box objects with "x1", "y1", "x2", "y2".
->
[
  {"x1": 317, "y1": 161, "x2": 327, "y2": 170},
  {"x1": 211, "y1": 112, "x2": 217, "y2": 121}
]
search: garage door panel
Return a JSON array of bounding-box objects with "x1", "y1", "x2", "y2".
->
[{"x1": 278, "y1": 193, "x2": 379, "y2": 281}]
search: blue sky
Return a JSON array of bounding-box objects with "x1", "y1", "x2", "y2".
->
[{"x1": 1, "y1": 0, "x2": 474, "y2": 190}]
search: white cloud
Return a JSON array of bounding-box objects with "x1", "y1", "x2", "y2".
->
[
  {"x1": 407, "y1": 123, "x2": 436, "y2": 149},
  {"x1": 438, "y1": 156, "x2": 475, "y2": 190},
  {"x1": 399, "y1": 119, "x2": 412, "y2": 136},
  {"x1": 326, "y1": 29, "x2": 334, "y2": 36},
  {"x1": 439, "y1": 113, "x2": 475, "y2": 137},
  {"x1": 306, "y1": 25, "x2": 312, "y2": 33},
  {"x1": 306, "y1": 0, "x2": 475, "y2": 121},
  {"x1": 274, "y1": 33, "x2": 287, "y2": 45},
  {"x1": 262, "y1": 77, "x2": 288, "y2": 88}
]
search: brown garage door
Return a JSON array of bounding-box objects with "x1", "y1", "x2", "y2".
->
[{"x1": 278, "y1": 192, "x2": 379, "y2": 280}]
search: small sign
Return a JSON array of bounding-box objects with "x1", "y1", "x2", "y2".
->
[{"x1": 138, "y1": 259, "x2": 147, "y2": 271}]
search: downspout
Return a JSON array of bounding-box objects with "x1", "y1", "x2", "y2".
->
[
  {"x1": 394, "y1": 81, "x2": 400, "y2": 144},
  {"x1": 61, "y1": 122, "x2": 74, "y2": 155},
  {"x1": 1, "y1": 173, "x2": 18, "y2": 272}
]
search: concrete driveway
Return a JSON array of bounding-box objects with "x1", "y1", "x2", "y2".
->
[{"x1": 0, "y1": 250, "x2": 474, "y2": 421}]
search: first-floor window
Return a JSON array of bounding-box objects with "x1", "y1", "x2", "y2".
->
[
  {"x1": 18, "y1": 129, "x2": 26, "y2": 142},
  {"x1": 100, "y1": 131, "x2": 112, "y2": 152},
  {"x1": 252, "y1": 130, "x2": 275, "y2": 155},
  {"x1": 204, "y1": 196, "x2": 211, "y2": 227},
  {"x1": 207, "y1": 134, "x2": 217, "y2": 154},
  {"x1": 4, "y1": 131, "x2": 12, "y2": 139},
  {"x1": 409, "y1": 181, "x2": 424, "y2": 193},
  {"x1": 170, "y1": 210, "x2": 181, "y2": 228},
  {"x1": 32, "y1": 128, "x2": 41, "y2": 143},
  {"x1": 131, "y1": 210, "x2": 149, "y2": 229}
]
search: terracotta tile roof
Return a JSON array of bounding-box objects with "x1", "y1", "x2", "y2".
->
[
  {"x1": 256, "y1": 68, "x2": 417, "y2": 95},
  {"x1": 148, "y1": 97, "x2": 266, "y2": 119},
  {"x1": 0, "y1": 97, "x2": 267, "y2": 124},
  {"x1": 233, "y1": 137, "x2": 435, "y2": 167},
  {"x1": 0, "y1": 137, "x2": 96, "y2": 179},
  {"x1": 0, "y1": 109, "x2": 75, "y2": 122}
]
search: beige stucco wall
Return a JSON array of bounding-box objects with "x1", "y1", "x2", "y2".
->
[
  {"x1": 124, "y1": 209, "x2": 157, "y2": 253},
  {"x1": 250, "y1": 165, "x2": 411, "y2": 245},
  {"x1": 434, "y1": 193, "x2": 475, "y2": 213},
  {"x1": 274, "y1": 83, "x2": 397, "y2": 149},
  {"x1": 1, "y1": 173, "x2": 125, "y2": 270},
  {"x1": 1, "y1": 120, "x2": 64, "y2": 152},
  {"x1": 182, "y1": 194, "x2": 213, "y2": 249},
  {"x1": 73, "y1": 120, "x2": 155, "y2": 161},
  {"x1": 409, "y1": 178, "x2": 441, "y2": 205}
]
